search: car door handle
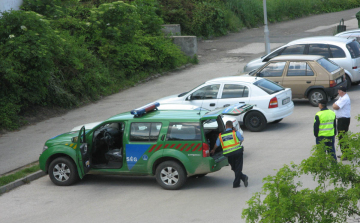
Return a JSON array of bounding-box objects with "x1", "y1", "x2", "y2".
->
[
  {"x1": 210, "y1": 103, "x2": 215, "y2": 106},
  {"x1": 161, "y1": 134, "x2": 165, "y2": 141},
  {"x1": 239, "y1": 101, "x2": 245, "y2": 103},
  {"x1": 306, "y1": 81, "x2": 311, "y2": 84}
]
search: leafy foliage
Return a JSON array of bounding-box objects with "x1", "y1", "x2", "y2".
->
[{"x1": 242, "y1": 127, "x2": 360, "y2": 222}]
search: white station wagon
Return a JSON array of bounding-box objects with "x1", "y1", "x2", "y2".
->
[{"x1": 154, "y1": 76, "x2": 294, "y2": 132}]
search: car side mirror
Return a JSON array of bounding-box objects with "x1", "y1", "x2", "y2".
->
[{"x1": 186, "y1": 95, "x2": 192, "y2": 101}]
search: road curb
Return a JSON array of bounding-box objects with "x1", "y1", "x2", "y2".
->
[{"x1": 0, "y1": 170, "x2": 46, "y2": 195}]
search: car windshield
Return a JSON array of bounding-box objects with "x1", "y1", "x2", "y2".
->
[
  {"x1": 346, "y1": 41, "x2": 360, "y2": 58},
  {"x1": 253, "y1": 78, "x2": 284, "y2": 95},
  {"x1": 317, "y1": 58, "x2": 340, "y2": 73}
]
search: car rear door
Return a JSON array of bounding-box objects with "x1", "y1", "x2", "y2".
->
[
  {"x1": 215, "y1": 83, "x2": 251, "y2": 109},
  {"x1": 282, "y1": 61, "x2": 316, "y2": 98}
]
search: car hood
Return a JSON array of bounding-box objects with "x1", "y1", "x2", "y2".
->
[
  {"x1": 156, "y1": 94, "x2": 184, "y2": 104},
  {"x1": 45, "y1": 131, "x2": 79, "y2": 147}
]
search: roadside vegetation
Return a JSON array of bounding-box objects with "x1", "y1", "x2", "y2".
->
[
  {"x1": 0, "y1": 164, "x2": 40, "y2": 187},
  {"x1": 242, "y1": 116, "x2": 360, "y2": 222},
  {"x1": 0, "y1": 0, "x2": 359, "y2": 131}
]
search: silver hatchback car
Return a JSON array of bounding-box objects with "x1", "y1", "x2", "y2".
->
[{"x1": 243, "y1": 36, "x2": 360, "y2": 89}]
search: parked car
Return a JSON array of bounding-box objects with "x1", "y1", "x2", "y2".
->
[
  {"x1": 245, "y1": 55, "x2": 346, "y2": 106},
  {"x1": 243, "y1": 36, "x2": 360, "y2": 89},
  {"x1": 39, "y1": 102, "x2": 253, "y2": 190},
  {"x1": 154, "y1": 76, "x2": 294, "y2": 132},
  {"x1": 71, "y1": 103, "x2": 245, "y2": 135},
  {"x1": 335, "y1": 29, "x2": 360, "y2": 42}
]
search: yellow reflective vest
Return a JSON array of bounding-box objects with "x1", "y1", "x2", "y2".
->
[
  {"x1": 314, "y1": 109, "x2": 336, "y2": 137},
  {"x1": 219, "y1": 130, "x2": 242, "y2": 155}
]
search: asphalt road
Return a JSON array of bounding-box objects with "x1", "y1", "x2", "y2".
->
[{"x1": 1, "y1": 7, "x2": 360, "y2": 223}]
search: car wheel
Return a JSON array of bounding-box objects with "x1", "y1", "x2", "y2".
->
[
  {"x1": 155, "y1": 161, "x2": 186, "y2": 190},
  {"x1": 346, "y1": 75, "x2": 351, "y2": 89},
  {"x1": 48, "y1": 157, "x2": 79, "y2": 186},
  {"x1": 244, "y1": 111, "x2": 267, "y2": 132},
  {"x1": 308, "y1": 89, "x2": 326, "y2": 107},
  {"x1": 272, "y1": 118, "x2": 283, "y2": 124}
]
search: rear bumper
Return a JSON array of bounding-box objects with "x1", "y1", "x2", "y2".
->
[
  {"x1": 264, "y1": 101, "x2": 294, "y2": 122},
  {"x1": 190, "y1": 155, "x2": 228, "y2": 175},
  {"x1": 324, "y1": 79, "x2": 347, "y2": 98}
]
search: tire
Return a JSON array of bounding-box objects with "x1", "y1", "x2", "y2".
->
[
  {"x1": 155, "y1": 161, "x2": 186, "y2": 190},
  {"x1": 244, "y1": 111, "x2": 267, "y2": 132},
  {"x1": 308, "y1": 89, "x2": 326, "y2": 107},
  {"x1": 345, "y1": 75, "x2": 351, "y2": 89},
  {"x1": 272, "y1": 118, "x2": 283, "y2": 124},
  {"x1": 48, "y1": 157, "x2": 79, "y2": 186}
]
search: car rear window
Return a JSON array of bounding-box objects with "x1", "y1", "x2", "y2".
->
[
  {"x1": 167, "y1": 122, "x2": 201, "y2": 141},
  {"x1": 346, "y1": 41, "x2": 360, "y2": 58},
  {"x1": 253, "y1": 78, "x2": 284, "y2": 95},
  {"x1": 317, "y1": 58, "x2": 340, "y2": 73}
]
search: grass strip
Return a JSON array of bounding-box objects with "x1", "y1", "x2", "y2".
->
[{"x1": 0, "y1": 165, "x2": 40, "y2": 187}]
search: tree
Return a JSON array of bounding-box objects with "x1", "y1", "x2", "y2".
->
[{"x1": 242, "y1": 116, "x2": 360, "y2": 223}]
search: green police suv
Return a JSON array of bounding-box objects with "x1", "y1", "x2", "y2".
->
[{"x1": 39, "y1": 103, "x2": 252, "y2": 190}]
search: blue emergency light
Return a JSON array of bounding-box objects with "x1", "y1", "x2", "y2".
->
[{"x1": 131, "y1": 102, "x2": 160, "y2": 117}]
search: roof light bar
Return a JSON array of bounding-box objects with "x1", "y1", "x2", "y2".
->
[{"x1": 131, "y1": 102, "x2": 160, "y2": 117}]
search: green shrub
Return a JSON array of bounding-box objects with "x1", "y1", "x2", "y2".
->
[{"x1": 191, "y1": 1, "x2": 228, "y2": 37}]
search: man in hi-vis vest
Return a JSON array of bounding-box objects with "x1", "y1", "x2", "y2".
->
[
  {"x1": 211, "y1": 121, "x2": 248, "y2": 188},
  {"x1": 314, "y1": 99, "x2": 337, "y2": 161}
]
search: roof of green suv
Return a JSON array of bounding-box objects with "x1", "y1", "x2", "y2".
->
[{"x1": 107, "y1": 109, "x2": 209, "y2": 122}]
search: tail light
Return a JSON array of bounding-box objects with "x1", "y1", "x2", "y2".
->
[
  {"x1": 268, "y1": 97, "x2": 278, "y2": 108},
  {"x1": 329, "y1": 80, "x2": 336, "y2": 87},
  {"x1": 352, "y1": 66, "x2": 358, "y2": 69},
  {"x1": 202, "y1": 143, "x2": 210, "y2": 157}
]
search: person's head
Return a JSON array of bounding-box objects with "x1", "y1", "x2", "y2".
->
[
  {"x1": 318, "y1": 99, "x2": 327, "y2": 109},
  {"x1": 338, "y1": 86, "x2": 347, "y2": 96},
  {"x1": 225, "y1": 120, "x2": 233, "y2": 129}
]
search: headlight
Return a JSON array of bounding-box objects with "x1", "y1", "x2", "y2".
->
[{"x1": 42, "y1": 145, "x2": 48, "y2": 152}]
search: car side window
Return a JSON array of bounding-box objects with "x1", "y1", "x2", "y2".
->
[
  {"x1": 258, "y1": 62, "x2": 286, "y2": 77},
  {"x1": 221, "y1": 84, "x2": 249, "y2": 98},
  {"x1": 166, "y1": 122, "x2": 201, "y2": 141},
  {"x1": 130, "y1": 122, "x2": 162, "y2": 142},
  {"x1": 287, "y1": 62, "x2": 314, "y2": 76},
  {"x1": 191, "y1": 84, "x2": 220, "y2": 100},
  {"x1": 281, "y1": 44, "x2": 306, "y2": 55},
  {"x1": 329, "y1": 45, "x2": 346, "y2": 58},
  {"x1": 308, "y1": 44, "x2": 330, "y2": 57}
]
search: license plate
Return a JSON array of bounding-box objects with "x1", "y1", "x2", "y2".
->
[
  {"x1": 282, "y1": 97, "x2": 290, "y2": 105},
  {"x1": 336, "y1": 78, "x2": 342, "y2": 84}
]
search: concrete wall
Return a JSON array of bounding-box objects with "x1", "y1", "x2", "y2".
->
[
  {"x1": 161, "y1": 24, "x2": 181, "y2": 36},
  {"x1": 172, "y1": 36, "x2": 197, "y2": 57},
  {"x1": 0, "y1": 0, "x2": 22, "y2": 13}
]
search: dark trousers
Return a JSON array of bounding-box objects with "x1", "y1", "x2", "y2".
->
[
  {"x1": 337, "y1": 118, "x2": 350, "y2": 153},
  {"x1": 316, "y1": 136, "x2": 337, "y2": 161},
  {"x1": 226, "y1": 148, "x2": 246, "y2": 187}
]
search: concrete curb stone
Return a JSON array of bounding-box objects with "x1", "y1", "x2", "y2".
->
[{"x1": 0, "y1": 170, "x2": 46, "y2": 195}]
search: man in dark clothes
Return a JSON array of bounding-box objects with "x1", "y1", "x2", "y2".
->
[
  {"x1": 210, "y1": 121, "x2": 248, "y2": 188},
  {"x1": 314, "y1": 99, "x2": 337, "y2": 161}
]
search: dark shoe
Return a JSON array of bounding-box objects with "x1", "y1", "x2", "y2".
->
[
  {"x1": 233, "y1": 185, "x2": 240, "y2": 188},
  {"x1": 243, "y1": 176, "x2": 249, "y2": 187}
]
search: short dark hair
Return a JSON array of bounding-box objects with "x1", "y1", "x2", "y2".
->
[
  {"x1": 319, "y1": 99, "x2": 327, "y2": 107},
  {"x1": 339, "y1": 86, "x2": 347, "y2": 92},
  {"x1": 225, "y1": 120, "x2": 233, "y2": 127}
]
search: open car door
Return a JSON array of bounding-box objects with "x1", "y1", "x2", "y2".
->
[
  {"x1": 200, "y1": 103, "x2": 253, "y2": 163},
  {"x1": 75, "y1": 126, "x2": 91, "y2": 178}
]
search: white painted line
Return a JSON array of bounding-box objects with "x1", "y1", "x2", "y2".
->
[{"x1": 227, "y1": 43, "x2": 285, "y2": 54}]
